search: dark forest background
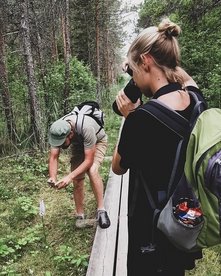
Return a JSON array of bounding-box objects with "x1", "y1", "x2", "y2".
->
[{"x1": 1, "y1": 0, "x2": 221, "y2": 155}]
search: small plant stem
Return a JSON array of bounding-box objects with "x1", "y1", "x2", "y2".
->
[{"x1": 41, "y1": 216, "x2": 48, "y2": 247}]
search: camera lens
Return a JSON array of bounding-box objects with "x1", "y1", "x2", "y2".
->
[
  {"x1": 126, "y1": 66, "x2": 133, "y2": 76},
  {"x1": 112, "y1": 78, "x2": 142, "y2": 116},
  {"x1": 124, "y1": 79, "x2": 142, "y2": 103}
]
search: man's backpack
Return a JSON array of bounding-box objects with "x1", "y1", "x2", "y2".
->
[
  {"x1": 139, "y1": 90, "x2": 221, "y2": 252},
  {"x1": 71, "y1": 101, "x2": 104, "y2": 136}
]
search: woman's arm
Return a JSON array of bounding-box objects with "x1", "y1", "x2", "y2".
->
[{"x1": 112, "y1": 145, "x2": 127, "y2": 175}]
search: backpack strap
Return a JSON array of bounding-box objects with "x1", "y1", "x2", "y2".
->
[
  {"x1": 188, "y1": 91, "x2": 207, "y2": 128},
  {"x1": 73, "y1": 105, "x2": 104, "y2": 136},
  {"x1": 139, "y1": 89, "x2": 206, "y2": 136},
  {"x1": 74, "y1": 105, "x2": 94, "y2": 135},
  {"x1": 137, "y1": 89, "x2": 206, "y2": 201},
  {"x1": 139, "y1": 99, "x2": 190, "y2": 138},
  {"x1": 139, "y1": 100, "x2": 190, "y2": 198},
  {"x1": 134, "y1": 170, "x2": 161, "y2": 246}
]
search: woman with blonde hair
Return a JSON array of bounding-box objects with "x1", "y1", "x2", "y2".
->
[{"x1": 112, "y1": 18, "x2": 205, "y2": 275}]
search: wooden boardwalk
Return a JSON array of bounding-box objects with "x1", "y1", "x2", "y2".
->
[{"x1": 86, "y1": 168, "x2": 129, "y2": 276}]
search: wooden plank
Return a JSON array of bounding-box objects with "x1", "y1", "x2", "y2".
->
[
  {"x1": 86, "y1": 168, "x2": 122, "y2": 276},
  {"x1": 115, "y1": 170, "x2": 129, "y2": 276},
  {"x1": 87, "y1": 118, "x2": 128, "y2": 276}
]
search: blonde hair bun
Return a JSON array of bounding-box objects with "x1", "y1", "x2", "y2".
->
[{"x1": 158, "y1": 18, "x2": 181, "y2": 38}]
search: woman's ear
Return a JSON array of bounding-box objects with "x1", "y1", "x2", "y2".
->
[
  {"x1": 140, "y1": 54, "x2": 153, "y2": 72},
  {"x1": 141, "y1": 54, "x2": 152, "y2": 64}
]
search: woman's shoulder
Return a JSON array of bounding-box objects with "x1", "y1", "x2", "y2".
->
[{"x1": 126, "y1": 103, "x2": 169, "y2": 129}]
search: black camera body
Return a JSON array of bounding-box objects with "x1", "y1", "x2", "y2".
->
[{"x1": 112, "y1": 78, "x2": 142, "y2": 116}]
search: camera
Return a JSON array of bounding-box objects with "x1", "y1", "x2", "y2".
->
[
  {"x1": 126, "y1": 65, "x2": 133, "y2": 76},
  {"x1": 112, "y1": 78, "x2": 142, "y2": 116}
]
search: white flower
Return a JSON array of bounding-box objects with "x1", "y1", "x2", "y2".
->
[{"x1": 39, "y1": 199, "x2": 46, "y2": 217}]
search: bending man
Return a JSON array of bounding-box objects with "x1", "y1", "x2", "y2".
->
[{"x1": 48, "y1": 110, "x2": 110, "y2": 229}]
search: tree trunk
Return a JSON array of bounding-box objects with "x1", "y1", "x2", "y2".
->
[
  {"x1": 95, "y1": 0, "x2": 101, "y2": 104},
  {"x1": 50, "y1": 0, "x2": 58, "y2": 62},
  {"x1": 62, "y1": 0, "x2": 71, "y2": 114},
  {"x1": 0, "y1": 19, "x2": 17, "y2": 144},
  {"x1": 30, "y1": 1, "x2": 51, "y2": 128},
  {"x1": 20, "y1": 0, "x2": 45, "y2": 151}
]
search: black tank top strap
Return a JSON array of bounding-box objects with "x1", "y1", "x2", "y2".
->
[{"x1": 152, "y1": 82, "x2": 183, "y2": 99}]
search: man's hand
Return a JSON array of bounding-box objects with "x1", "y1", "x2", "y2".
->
[
  {"x1": 116, "y1": 90, "x2": 141, "y2": 118},
  {"x1": 47, "y1": 178, "x2": 56, "y2": 187},
  {"x1": 55, "y1": 175, "x2": 72, "y2": 189}
]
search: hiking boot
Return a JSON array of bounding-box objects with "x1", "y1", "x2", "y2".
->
[
  {"x1": 96, "y1": 210, "x2": 111, "y2": 229},
  {"x1": 75, "y1": 216, "x2": 96, "y2": 229}
]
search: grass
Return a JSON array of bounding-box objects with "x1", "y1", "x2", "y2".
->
[
  {"x1": 0, "y1": 151, "x2": 96, "y2": 276},
  {"x1": 0, "y1": 106, "x2": 121, "y2": 275},
  {"x1": 186, "y1": 246, "x2": 221, "y2": 276}
]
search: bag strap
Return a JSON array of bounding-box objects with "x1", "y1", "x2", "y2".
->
[
  {"x1": 128, "y1": 170, "x2": 157, "y2": 217},
  {"x1": 138, "y1": 89, "x2": 206, "y2": 200},
  {"x1": 136, "y1": 170, "x2": 161, "y2": 244},
  {"x1": 130, "y1": 89, "x2": 206, "y2": 212},
  {"x1": 140, "y1": 90, "x2": 206, "y2": 136},
  {"x1": 139, "y1": 99, "x2": 190, "y2": 138},
  {"x1": 139, "y1": 170, "x2": 157, "y2": 210},
  {"x1": 188, "y1": 91, "x2": 207, "y2": 128},
  {"x1": 73, "y1": 105, "x2": 104, "y2": 135}
]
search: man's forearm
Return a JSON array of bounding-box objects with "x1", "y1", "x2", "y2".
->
[
  {"x1": 68, "y1": 159, "x2": 93, "y2": 180},
  {"x1": 55, "y1": 146, "x2": 95, "y2": 189},
  {"x1": 48, "y1": 158, "x2": 58, "y2": 181}
]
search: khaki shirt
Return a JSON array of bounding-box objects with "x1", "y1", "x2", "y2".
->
[{"x1": 62, "y1": 113, "x2": 107, "y2": 149}]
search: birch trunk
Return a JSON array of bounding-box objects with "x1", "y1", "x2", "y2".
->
[{"x1": 20, "y1": 0, "x2": 45, "y2": 150}]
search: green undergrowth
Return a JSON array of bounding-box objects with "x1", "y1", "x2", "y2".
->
[
  {"x1": 0, "y1": 152, "x2": 96, "y2": 276},
  {"x1": 0, "y1": 108, "x2": 121, "y2": 275},
  {"x1": 186, "y1": 245, "x2": 221, "y2": 276}
]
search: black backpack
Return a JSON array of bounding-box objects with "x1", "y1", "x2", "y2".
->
[{"x1": 132, "y1": 90, "x2": 211, "y2": 253}]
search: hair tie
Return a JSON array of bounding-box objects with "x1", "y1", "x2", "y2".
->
[{"x1": 165, "y1": 28, "x2": 178, "y2": 38}]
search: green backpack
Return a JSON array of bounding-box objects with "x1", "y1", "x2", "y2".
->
[
  {"x1": 139, "y1": 90, "x2": 221, "y2": 252},
  {"x1": 183, "y1": 108, "x2": 221, "y2": 250}
]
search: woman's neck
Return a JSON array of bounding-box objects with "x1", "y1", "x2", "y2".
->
[
  {"x1": 150, "y1": 77, "x2": 169, "y2": 97},
  {"x1": 148, "y1": 66, "x2": 169, "y2": 96}
]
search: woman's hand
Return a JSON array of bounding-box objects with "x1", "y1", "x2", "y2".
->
[{"x1": 116, "y1": 90, "x2": 141, "y2": 118}]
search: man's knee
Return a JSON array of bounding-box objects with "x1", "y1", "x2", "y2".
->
[{"x1": 88, "y1": 163, "x2": 99, "y2": 177}]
